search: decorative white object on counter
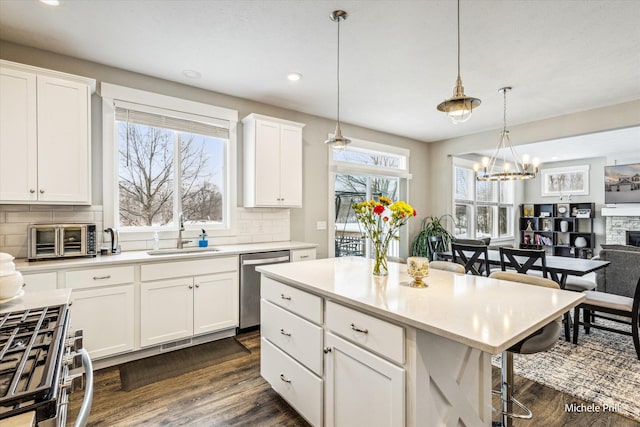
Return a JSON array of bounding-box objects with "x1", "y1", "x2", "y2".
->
[
  {"x1": 406, "y1": 256, "x2": 429, "y2": 288},
  {"x1": 0, "y1": 252, "x2": 24, "y2": 300}
]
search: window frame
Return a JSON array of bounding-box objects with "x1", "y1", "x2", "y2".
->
[
  {"x1": 328, "y1": 136, "x2": 412, "y2": 259},
  {"x1": 101, "y1": 83, "x2": 238, "y2": 239},
  {"x1": 453, "y1": 158, "x2": 515, "y2": 241}
]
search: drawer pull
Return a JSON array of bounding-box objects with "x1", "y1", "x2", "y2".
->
[
  {"x1": 300, "y1": 255, "x2": 309, "y2": 259},
  {"x1": 280, "y1": 294, "x2": 292, "y2": 301},
  {"x1": 280, "y1": 328, "x2": 291, "y2": 337},
  {"x1": 350, "y1": 323, "x2": 369, "y2": 334},
  {"x1": 279, "y1": 373, "x2": 291, "y2": 383},
  {"x1": 92, "y1": 275, "x2": 111, "y2": 280},
  {"x1": 323, "y1": 347, "x2": 332, "y2": 354}
]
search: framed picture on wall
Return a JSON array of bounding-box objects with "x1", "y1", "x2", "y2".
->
[{"x1": 541, "y1": 165, "x2": 590, "y2": 197}]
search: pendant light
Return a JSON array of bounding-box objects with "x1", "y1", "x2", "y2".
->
[
  {"x1": 437, "y1": 0, "x2": 481, "y2": 124},
  {"x1": 475, "y1": 87, "x2": 540, "y2": 181},
  {"x1": 325, "y1": 10, "x2": 351, "y2": 147}
]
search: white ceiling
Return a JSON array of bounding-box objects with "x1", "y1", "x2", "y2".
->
[{"x1": 0, "y1": 0, "x2": 639, "y2": 148}]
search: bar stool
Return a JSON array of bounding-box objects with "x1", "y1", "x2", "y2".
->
[{"x1": 489, "y1": 271, "x2": 562, "y2": 427}]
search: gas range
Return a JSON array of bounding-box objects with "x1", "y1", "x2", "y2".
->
[{"x1": 0, "y1": 303, "x2": 92, "y2": 426}]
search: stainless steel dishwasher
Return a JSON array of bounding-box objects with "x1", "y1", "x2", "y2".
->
[{"x1": 239, "y1": 250, "x2": 290, "y2": 330}]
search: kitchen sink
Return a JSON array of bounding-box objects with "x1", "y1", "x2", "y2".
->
[{"x1": 146, "y1": 247, "x2": 221, "y2": 255}]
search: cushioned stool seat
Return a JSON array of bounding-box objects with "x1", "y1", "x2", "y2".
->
[{"x1": 429, "y1": 260, "x2": 465, "y2": 274}]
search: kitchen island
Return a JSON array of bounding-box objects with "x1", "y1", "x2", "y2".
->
[{"x1": 257, "y1": 256, "x2": 586, "y2": 427}]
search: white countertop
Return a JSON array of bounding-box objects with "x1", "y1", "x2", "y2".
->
[
  {"x1": 0, "y1": 288, "x2": 71, "y2": 313},
  {"x1": 257, "y1": 256, "x2": 585, "y2": 354},
  {"x1": 14, "y1": 241, "x2": 317, "y2": 273}
]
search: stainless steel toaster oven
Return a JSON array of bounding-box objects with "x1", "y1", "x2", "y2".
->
[{"x1": 28, "y1": 223, "x2": 97, "y2": 261}]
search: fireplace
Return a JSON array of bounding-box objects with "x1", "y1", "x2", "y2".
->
[{"x1": 627, "y1": 231, "x2": 640, "y2": 247}]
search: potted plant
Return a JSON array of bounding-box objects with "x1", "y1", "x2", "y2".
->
[{"x1": 410, "y1": 215, "x2": 455, "y2": 260}]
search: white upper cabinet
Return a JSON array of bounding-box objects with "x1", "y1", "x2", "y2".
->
[
  {"x1": 242, "y1": 113, "x2": 305, "y2": 207},
  {"x1": 0, "y1": 60, "x2": 95, "y2": 204}
]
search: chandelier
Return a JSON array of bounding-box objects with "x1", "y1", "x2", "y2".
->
[
  {"x1": 475, "y1": 87, "x2": 539, "y2": 181},
  {"x1": 436, "y1": 0, "x2": 481, "y2": 124},
  {"x1": 325, "y1": 10, "x2": 351, "y2": 147}
]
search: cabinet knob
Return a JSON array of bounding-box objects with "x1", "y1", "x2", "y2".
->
[
  {"x1": 188, "y1": 285, "x2": 193, "y2": 289},
  {"x1": 280, "y1": 328, "x2": 291, "y2": 337},
  {"x1": 195, "y1": 283, "x2": 200, "y2": 288},
  {"x1": 30, "y1": 189, "x2": 35, "y2": 194},
  {"x1": 279, "y1": 373, "x2": 291, "y2": 383},
  {"x1": 39, "y1": 189, "x2": 45, "y2": 194},
  {"x1": 350, "y1": 323, "x2": 369, "y2": 334},
  {"x1": 323, "y1": 347, "x2": 332, "y2": 354}
]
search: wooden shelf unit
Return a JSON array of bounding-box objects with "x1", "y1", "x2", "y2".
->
[{"x1": 519, "y1": 202, "x2": 595, "y2": 258}]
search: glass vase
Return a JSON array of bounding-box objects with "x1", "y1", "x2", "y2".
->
[{"x1": 372, "y1": 241, "x2": 389, "y2": 276}]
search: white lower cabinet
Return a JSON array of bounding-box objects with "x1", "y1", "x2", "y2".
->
[
  {"x1": 261, "y1": 278, "x2": 406, "y2": 427},
  {"x1": 324, "y1": 332, "x2": 405, "y2": 427},
  {"x1": 140, "y1": 273, "x2": 238, "y2": 347},
  {"x1": 65, "y1": 265, "x2": 136, "y2": 359},
  {"x1": 261, "y1": 338, "x2": 323, "y2": 426},
  {"x1": 70, "y1": 285, "x2": 135, "y2": 359}
]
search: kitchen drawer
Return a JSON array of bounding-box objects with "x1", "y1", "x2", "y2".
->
[
  {"x1": 326, "y1": 301, "x2": 405, "y2": 364},
  {"x1": 261, "y1": 276, "x2": 322, "y2": 324},
  {"x1": 22, "y1": 272, "x2": 57, "y2": 291},
  {"x1": 261, "y1": 299, "x2": 323, "y2": 375},
  {"x1": 65, "y1": 265, "x2": 134, "y2": 289},
  {"x1": 261, "y1": 337, "x2": 322, "y2": 427},
  {"x1": 291, "y1": 248, "x2": 316, "y2": 262},
  {"x1": 140, "y1": 256, "x2": 237, "y2": 281}
]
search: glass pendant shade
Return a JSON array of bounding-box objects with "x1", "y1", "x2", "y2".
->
[
  {"x1": 437, "y1": 76, "x2": 481, "y2": 124},
  {"x1": 324, "y1": 122, "x2": 351, "y2": 147}
]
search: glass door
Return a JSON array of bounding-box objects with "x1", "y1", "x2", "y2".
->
[
  {"x1": 59, "y1": 226, "x2": 85, "y2": 255},
  {"x1": 33, "y1": 226, "x2": 58, "y2": 257}
]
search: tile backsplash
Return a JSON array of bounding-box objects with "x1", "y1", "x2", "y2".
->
[{"x1": 0, "y1": 205, "x2": 290, "y2": 258}]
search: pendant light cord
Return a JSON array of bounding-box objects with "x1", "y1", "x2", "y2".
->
[
  {"x1": 502, "y1": 88, "x2": 508, "y2": 133},
  {"x1": 336, "y1": 15, "x2": 342, "y2": 126},
  {"x1": 457, "y1": 0, "x2": 461, "y2": 78}
]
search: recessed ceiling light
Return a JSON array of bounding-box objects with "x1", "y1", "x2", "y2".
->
[
  {"x1": 40, "y1": 0, "x2": 60, "y2": 5},
  {"x1": 287, "y1": 72, "x2": 302, "y2": 82},
  {"x1": 552, "y1": 156, "x2": 559, "y2": 160},
  {"x1": 182, "y1": 69, "x2": 201, "y2": 79}
]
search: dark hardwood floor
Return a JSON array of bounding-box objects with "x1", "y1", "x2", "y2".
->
[{"x1": 67, "y1": 331, "x2": 637, "y2": 426}]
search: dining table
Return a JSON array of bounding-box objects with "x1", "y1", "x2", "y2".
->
[{"x1": 438, "y1": 249, "x2": 610, "y2": 290}]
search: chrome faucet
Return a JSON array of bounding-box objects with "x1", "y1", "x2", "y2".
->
[{"x1": 177, "y1": 212, "x2": 192, "y2": 249}]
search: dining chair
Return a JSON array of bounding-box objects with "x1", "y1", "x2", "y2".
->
[
  {"x1": 572, "y1": 275, "x2": 640, "y2": 360},
  {"x1": 498, "y1": 246, "x2": 573, "y2": 341},
  {"x1": 489, "y1": 271, "x2": 562, "y2": 427},
  {"x1": 498, "y1": 247, "x2": 548, "y2": 278},
  {"x1": 451, "y1": 243, "x2": 491, "y2": 276},
  {"x1": 427, "y1": 235, "x2": 447, "y2": 261},
  {"x1": 429, "y1": 260, "x2": 465, "y2": 274}
]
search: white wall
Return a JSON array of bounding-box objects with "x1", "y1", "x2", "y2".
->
[{"x1": 0, "y1": 41, "x2": 430, "y2": 259}]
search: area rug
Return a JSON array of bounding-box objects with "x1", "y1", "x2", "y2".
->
[
  {"x1": 492, "y1": 324, "x2": 640, "y2": 422},
  {"x1": 119, "y1": 337, "x2": 250, "y2": 391}
]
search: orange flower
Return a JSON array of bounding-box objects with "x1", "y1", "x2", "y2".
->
[{"x1": 383, "y1": 216, "x2": 389, "y2": 222}]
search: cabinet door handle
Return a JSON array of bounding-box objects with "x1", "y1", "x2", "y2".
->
[
  {"x1": 280, "y1": 294, "x2": 291, "y2": 301},
  {"x1": 350, "y1": 323, "x2": 369, "y2": 334},
  {"x1": 92, "y1": 275, "x2": 111, "y2": 280},
  {"x1": 323, "y1": 347, "x2": 332, "y2": 354},
  {"x1": 39, "y1": 189, "x2": 45, "y2": 194},
  {"x1": 30, "y1": 189, "x2": 35, "y2": 194},
  {"x1": 188, "y1": 285, "x2": 193, "y2": 289},
  {"x1": 279, "y1": 373, "x2": 291, "y2": 383},
  {"x1": 195, "y1": 284, "x2": 200, "y2": 288},
  {"x1": 280, "y1": 328, "x2": 291, "y2": 337}
]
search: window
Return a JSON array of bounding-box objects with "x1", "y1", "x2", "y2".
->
[
  {"x1": 101, "y1": 83, "x2": 238, "y2": 235},
  {"x1": 453, "y1": 161, "x2": 514, "y2": 240},
  {"x1": 329, "y1": 139, "x2": 411, "y2": 259}
]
